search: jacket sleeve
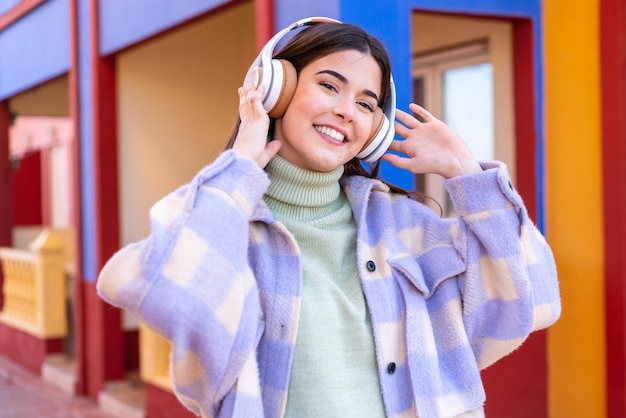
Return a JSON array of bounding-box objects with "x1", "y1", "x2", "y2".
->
[
  {"x1": 444, "y1": 161, "x2": 561, "y2": 369},
  {"x1": 97, "y1": 150, "x2": 268, "y2": 417}
]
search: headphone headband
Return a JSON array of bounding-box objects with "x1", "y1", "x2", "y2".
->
[
  {"x1": 247, "y1": 17, "x2": 341, "y2": 105},
  {"x1": 258, "y1": 17, "x2": 341, "y2": 66}
]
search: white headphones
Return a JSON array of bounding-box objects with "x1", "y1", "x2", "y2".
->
[{"x1": 243, "y1": 17, "x2": 396, "y2": 162}]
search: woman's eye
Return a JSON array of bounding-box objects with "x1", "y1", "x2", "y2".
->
[
  {"x1": 358, "y1": 101, "x2": 375, "y2": 112},
  {"x1": 320, "y1": 82, "x2": 337, "y2": 92}
]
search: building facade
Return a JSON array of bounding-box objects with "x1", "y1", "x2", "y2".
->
[{"x1": 0, "y1": 0, "x2": 623, "y2": 417}]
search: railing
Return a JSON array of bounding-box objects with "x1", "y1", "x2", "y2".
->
[
  {"x1": 0, "y1": 230, "x2": 67, "y2": 339},
  {"x1": 140, "y1": 325, "x2": 173, "y2": 392},
  {"x1": 2, "y1": 226, "x2": 175, "y2": 392}
]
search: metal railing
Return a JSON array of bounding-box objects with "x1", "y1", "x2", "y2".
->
[{"x1": 1, "y1": 227, "x2": 176, "y2": 393}]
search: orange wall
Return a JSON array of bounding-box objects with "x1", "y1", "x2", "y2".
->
[{"x1": 544, "y1": 0, "x2": 606, "y2": 416}]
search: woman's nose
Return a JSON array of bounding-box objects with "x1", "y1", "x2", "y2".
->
[{"x1": 333, "y1": 96, "x2": 355, "y2": 122}]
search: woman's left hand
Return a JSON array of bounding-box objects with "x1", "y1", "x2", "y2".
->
[{"x1": 382, "y1": 103, "x2": 482, "y2": 178}]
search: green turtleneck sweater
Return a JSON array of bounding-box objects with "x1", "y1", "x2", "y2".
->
[{"x1": 264, "y1": 156, "x2": 386, "y2": 418}]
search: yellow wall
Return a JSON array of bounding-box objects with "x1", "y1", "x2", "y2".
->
[
  {"x1": 116, "y1": 1, "x2": 255, "y2": 245},
  {"x1": 544, "y1": 0, "x2": 606, "y2": 416},
  {"x1": 8, "y1": 76, "x2": 69, "y2": 117}
]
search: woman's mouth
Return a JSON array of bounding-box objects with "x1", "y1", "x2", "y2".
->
[{"x1": 314, "y1": 125, "x2": 346, "y2": 143}]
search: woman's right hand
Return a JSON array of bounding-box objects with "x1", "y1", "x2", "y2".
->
[{"x1": 232, "y1": 83, "x2": 282, "y2": 168}]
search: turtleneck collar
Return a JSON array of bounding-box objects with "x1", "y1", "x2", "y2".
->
[{"x1": 264, "y1": 155, "x2": 347, "y2": 222}]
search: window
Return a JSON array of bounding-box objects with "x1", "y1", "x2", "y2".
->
[{"x1": 413, "y1": 40, "x2": 494, "y2": 217}]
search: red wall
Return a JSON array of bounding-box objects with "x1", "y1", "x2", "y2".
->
[
  {"x1": 601, "y1": 0, "x2": 626, "y2": 416},
  {"x1": 0, "y1": 104, "x2": 11, "y2": 309},
  {"x1": 0, "y1": 322, "x2": 64, "y2": 373},
  {"x1": 11, "y1": 151, "x2": 43, "y2": 226},
  {"x1": 481, "y1": 17, "x2": 547, "y2": 418}
]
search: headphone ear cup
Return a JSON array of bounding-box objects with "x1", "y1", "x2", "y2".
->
[
  {"x1": 368, "y1": 108, "x2": 385, "y2": 146},
  {"x1": 358, "y1": 108, "x2": 385, "y2": 153},
  {"x1": 356, "y1": 107, "x2": 394, "y2": 162},
  {"x1": 268, "y1": 59, "x2": 297, "y2": 118}
]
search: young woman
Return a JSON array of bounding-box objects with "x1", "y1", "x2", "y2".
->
[{"x1": 97, "y1": 18, "x2": 560, "y2": 418}]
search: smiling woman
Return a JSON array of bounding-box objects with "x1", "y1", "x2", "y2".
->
[
  {"x1": 232, "y1": 17, "x2": 396, "y2": 168},
  {"x1": 271, "y1": 49, "x2": 383, "y2": 172},
  {"x1": 96, "y1": 17, "x2": 560, "y2": 418}
]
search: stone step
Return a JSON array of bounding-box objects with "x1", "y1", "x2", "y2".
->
[
  {"x1": 41, "y1": 353, "x2": 77, "y2": 396},
  {"x1": 98, "y1": 373, "x2": 145, "y2": 418}
]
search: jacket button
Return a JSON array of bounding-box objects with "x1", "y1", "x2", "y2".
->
[
  {"x1": 366, "y1": 260, "x2": 376, "y2": 272},
  {"x1": 387, "y1": 362, "x2": 396, "y2": 374}
]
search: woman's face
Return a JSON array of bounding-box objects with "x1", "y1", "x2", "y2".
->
[{"x1": 273, "y1": 49, "x2": 382, "y2": 172}]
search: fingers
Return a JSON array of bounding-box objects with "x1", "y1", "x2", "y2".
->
[
  {"x1": 249, "y1": 140, "x2": 282, "y2": 170},
  {"x1": 394, "y1": 103, "x2": 439, "y2": 141},
  {"x1": 408, "y1": 103, "x2": 435, "y2": 122},
  {"x1": 381, "y1": 153, "x2": 415, "y2": 172},
  {"x1": 395, "y1": 103, "x2": 436, "y2": 127},
  {"x1": 385, "y1": 137, "x2": 405, "y2": 154},
  {"x1": 233, "y1": 82, "x2": 273, "y2": 168},
  {"x1": 238, "y1": 83, "x2": 266, "y2": 117},
  {"x1": 393, "y1": 120, "x2": 411, "y2": 139},
  {"x1": 259, "y1": 140, "x2": 282, "y2": 167},
  {"x1": 394, "y1": 107, "x2": 419, "y2": 128}
]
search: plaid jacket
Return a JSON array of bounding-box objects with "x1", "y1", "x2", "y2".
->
[{"x1": 97, "y1": 150, "x2": 560, "y2": 418}]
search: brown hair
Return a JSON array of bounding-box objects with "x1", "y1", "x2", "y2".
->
[{"x1": 225, "y1": 21, "x2": 424, "y2": 200}]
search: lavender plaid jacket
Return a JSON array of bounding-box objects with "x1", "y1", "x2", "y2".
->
[{"x1": 97, "y1": 150, "x2": 560, "y2": 418}]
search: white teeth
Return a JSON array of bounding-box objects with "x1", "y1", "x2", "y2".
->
[{"x1": 315, "y1": 125, "x2": 345, "y2": 142}]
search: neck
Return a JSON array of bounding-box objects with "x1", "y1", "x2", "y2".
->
[{"x1": 264, "y1": 155, "x2": 346, "y2": 222}]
